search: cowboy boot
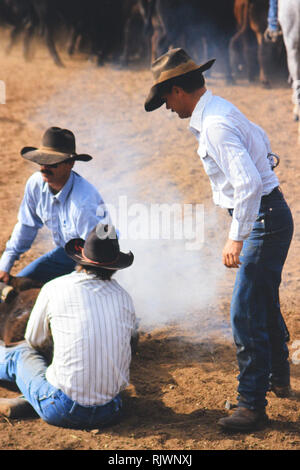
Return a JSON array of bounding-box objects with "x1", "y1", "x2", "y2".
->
[
  {"x1": 218, "y1": 407, "x2": 269, "y2": 432},
  {"x1": 0, "y1": 397, "x2": 36, "y2": 419}
]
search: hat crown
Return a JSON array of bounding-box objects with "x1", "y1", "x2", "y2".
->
[
  {"x1": 151, "y1": 48, "x2": 193, "y2": 80},
  {"x1": 84, "y1": 225, "x2": 120, "y2": 264},
  {"x1": 42, "y1": 127, "x2": 76, "y2": 154},
  {"x1": 145, "y1": 48, "x2": 215, "y2": 112},
  {"x1": 65, "y1": 224, "x2": 134, "y2": 270}
]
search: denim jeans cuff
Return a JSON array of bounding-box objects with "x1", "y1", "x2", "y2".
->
[{"x1": 238, "y1": 395, "x2": 267, "y2": 411}]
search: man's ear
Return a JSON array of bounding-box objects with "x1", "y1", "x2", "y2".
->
[
  {"x1": 173, "y1": 85, "x2": 181, "y2": 95},
  {"x1": 173, "y1": 85, "x2": 186, "y2": 98}
]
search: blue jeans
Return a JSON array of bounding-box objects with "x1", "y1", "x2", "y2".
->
[
  {"x1": 17, "y1": 247, "x2": 76, "y2": 283},
  {"x1": 268, "y1": 0, "x2": 279, "y2": 31},
  {"x1": 230, "y1": 188, "x2": 293, "y2": 410},
  {"x1": 0, "y1": 342, "x2": 123, "y2": 429}
]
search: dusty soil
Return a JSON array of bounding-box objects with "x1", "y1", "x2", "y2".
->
[{"x1": 0, "y1": 33, "x2": 300, "y2": 451}]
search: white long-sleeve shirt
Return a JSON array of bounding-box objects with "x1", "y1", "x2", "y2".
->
[
  {"x1": 25, "y1": 271, "x2": 136, "y2": 406},
  {"x1": 189, "y1": 90, "x2": 279, "y2": 240}
]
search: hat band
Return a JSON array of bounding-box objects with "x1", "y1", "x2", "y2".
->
[
  {"x1": 154, "y1": 60, "x2": 200, "y2": 85},
  {"x1": 81, "y1": 246, "x2": 120, "y2": 266},
  {"x1": 39, "y1": 146, "x2": 73, "y2": 157}
]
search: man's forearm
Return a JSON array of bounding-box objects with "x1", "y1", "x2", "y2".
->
[{"x1": 0, "y1": 222, "x2": 39, "y2": 272}]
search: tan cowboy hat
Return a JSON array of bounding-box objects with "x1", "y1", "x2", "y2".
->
[
  {"x1": 65, "y1": 223, "x2": 134, "y2": 271},
  {"x1": 21, "y1": 127, "x2": 92, "y2": 165},
  {"x1": 144, "y1": 48, "x2": 215, "y2": 112}
]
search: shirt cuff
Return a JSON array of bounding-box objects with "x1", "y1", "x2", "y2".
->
[
  {"x1": 0, "y1": 251, "x2": 17, "y2": 273},
  {"x1": 229, "y1": 217, "x2": 255, "y2": 241}
]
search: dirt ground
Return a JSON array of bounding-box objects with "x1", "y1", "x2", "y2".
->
[{"x1": 0, "y1": 33, "x2": 300, "y2": 452}]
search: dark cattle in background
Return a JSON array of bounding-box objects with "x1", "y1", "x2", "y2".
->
[
  {"x1": 229, "y1": 0, "x2": 287, "y2": 87},
  {"x1": 0, "y1": 0, "x2": 35, "y2": 57},
  {"x1": 120, "y1": 0, "x2": 153, "y2": 66},
  {"x1": 0, "y1": 0, "x2": 237, "y2": 74},
  {"x1": 66, "y1": 0, "x2": 151, "y2": 66},
  {"x1": 0, "y1": 0, "x2": 286, "y2": 82},
  {"x1": 146, "y1": 0, "x2": 236, "y2": 83},
  {"x1": 0, "y1": 0, "x2": 65, "y2": 66},
  {"x1": 0, "y1": 0, "x2": 149, "y2": 67}
]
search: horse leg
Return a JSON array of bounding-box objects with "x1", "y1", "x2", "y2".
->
[
  {"x1": 68, "y1": 28, "x2": 78, "y2": 56},
  {"x1": 23, "y1": 25, "x2": 35, "y2": 61},
  {"x1": 6, "y1": 25, "x2": 23, "y2": 55},
  {"x1": 44, "y1": 25, "x2": 64, "y2": 67},
  {"x1": 255, "y1": 32, "x2": 272, "y2": 88}
]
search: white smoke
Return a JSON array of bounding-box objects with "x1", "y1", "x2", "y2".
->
[{"x1": 29, "y1": 66, "x2": 233, "y2": 338}]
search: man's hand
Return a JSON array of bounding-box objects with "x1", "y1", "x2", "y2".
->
[
  {"x1": 264, "y1": 27, "x2": 282, "y2": 43},
  {"x1": 0, "y1": 271, "x2": 10, "y2": 284},
  {"x1": 222, "y1": 239, "x2": 243, "y2": 268}
]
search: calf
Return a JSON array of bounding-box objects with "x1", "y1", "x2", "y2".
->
[
  {"x1": 0, "y1": 276, "x2": 139, "y2": 360},
  {"x1": 0, "y1": 277, "x2": 54, "y2": 362}
]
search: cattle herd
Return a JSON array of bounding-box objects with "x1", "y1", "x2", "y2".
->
[{"x1": 0, "y1": 0, "x2": 289, "y2": 87}]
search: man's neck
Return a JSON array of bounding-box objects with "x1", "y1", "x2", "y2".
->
[
  {"x1": 189, "y1": 87, "x2": 207, "y2": 115},
  {"x1": 48, "y1": 173, "x2": 71, "y2": 195}
]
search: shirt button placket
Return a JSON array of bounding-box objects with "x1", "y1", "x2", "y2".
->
[{"x1": 52, "y1": 198, "x2": 59, "y2": 245}]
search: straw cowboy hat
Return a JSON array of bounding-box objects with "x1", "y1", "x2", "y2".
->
[
  {"x1": 21, "y1": 127, "x2": 92, "y2": 165},
  {"x1": 144, "y1": 48, "x2": 215, "y2": 112},
  {"x1": 65, "y1": 223, "x2": 134, "y2": 270}
]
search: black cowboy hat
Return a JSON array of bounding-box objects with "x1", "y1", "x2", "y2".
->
[
  {"x1": 145, "y1": 48, "x2": 215, "y2": 112},
  {"x1": 65, "y1": 223, "x2": 134, "y2": 271},
  {"x1": 21, "y1": 127, "x2": 92, "y2": 165}
]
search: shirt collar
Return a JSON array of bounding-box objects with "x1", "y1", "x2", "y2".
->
[
  {"x1": 42, "y1": 171, "x2": 74, "y2": 204},
  {"x1": 189, "y1": 89, "x2": 213, "y2": 136}
]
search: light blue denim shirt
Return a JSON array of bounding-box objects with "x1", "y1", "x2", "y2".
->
[{"x1": 0, "y1": 171, "x2": 109, "y2": 272}]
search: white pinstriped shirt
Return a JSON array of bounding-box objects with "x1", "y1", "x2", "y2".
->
[
  {"x1": 25, "y1": 271, "x2": 136, "y2": 406},
  {"x1": 189, "y1": 90, "x2": 279, "y2": 240}
]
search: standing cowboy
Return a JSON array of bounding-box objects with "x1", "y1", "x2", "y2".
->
[
  {"x1": 144, "y1": 48, "x2": 293, "y2": 432},
  {"x1": 0, "y1": 126, "x2": 109, "y2": 284},
  {"x1": 0, "y1": 223, "x2": 136, "y2": 428}
]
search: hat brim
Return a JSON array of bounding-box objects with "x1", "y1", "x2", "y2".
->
[
  {"x1": 65, "y1": 238, "x2": 134, "y2": 270},
  {"x1": 21, "y1": 147, "x2": 92, "y2": 165},
  {"x1": 144, "y1": 59, "x2": 216, "y2": 112}
]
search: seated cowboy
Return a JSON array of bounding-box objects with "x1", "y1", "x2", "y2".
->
[
  {"x1": 0, "y1": 223, "x2": 136, "y2": 429},
  {"x1": 0, "y1": 126, "x2": 109, "y2": 284}
]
